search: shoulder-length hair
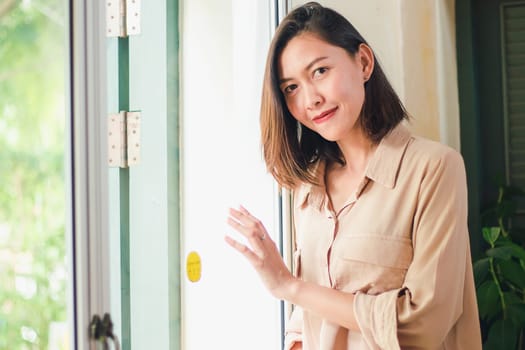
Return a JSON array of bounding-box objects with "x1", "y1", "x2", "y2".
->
[{"x1": 260, "y1": 1, "x2": 409, "y2": 189}]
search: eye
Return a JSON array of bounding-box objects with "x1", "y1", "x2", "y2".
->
[
  {"x1": 283, "y1": 84, "x2": 298, "y2": 95},
  {"x1": 313, "y1": 67, "x2": 328, "y2": 79}
]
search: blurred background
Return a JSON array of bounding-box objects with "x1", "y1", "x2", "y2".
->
[{"x1": 0, "y1": 0, "x2": 68, "y2": 349}]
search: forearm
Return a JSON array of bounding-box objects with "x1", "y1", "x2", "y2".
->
[
  {"x1": 285, "y1": 278, "x2": 360, "y2": 332},
  {"x1": 226, "y1": 207, "x2": 361, "y2": 333}
]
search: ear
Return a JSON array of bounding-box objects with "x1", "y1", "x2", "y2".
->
[{"x1": 357, "y1": 43, "x2": 374, "y2": 82}]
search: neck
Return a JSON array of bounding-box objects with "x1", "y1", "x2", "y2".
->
[{"x1": 335, "y1": 126, "x2": 376, "y2": 174}]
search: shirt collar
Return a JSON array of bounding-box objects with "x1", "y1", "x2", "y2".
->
[
  {"x1": 294, "y1": 160, "x2": 326, "y2": 211},
  {"x1": 295, "y1": 123, "x2": 412, "y2": 210},
  {"x1": 365, "y1": 122, "x2": 412, "y2": 189}
]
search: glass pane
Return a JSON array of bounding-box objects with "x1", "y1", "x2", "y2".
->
[{"x1": 0, "y1": 1, "x2": 69, "y2": 349}]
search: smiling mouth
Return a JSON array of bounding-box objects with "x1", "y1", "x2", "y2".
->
[{"x1": 313, "y1": 107, "x2": 338, "y2": 124}]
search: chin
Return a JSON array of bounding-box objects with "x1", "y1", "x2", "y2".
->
[{"x1": 317, "y1": 132, "x2": 340, "y2": 143}]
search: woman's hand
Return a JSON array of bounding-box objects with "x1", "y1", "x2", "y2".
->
[{"x1": 226, "y1": 206, "x2": 296, "y2": 300}]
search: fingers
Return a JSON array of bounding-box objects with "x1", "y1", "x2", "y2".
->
[
  {"x1": 225, "y1": 206, "x2": 295, "y2": 299},
  {"x1": 239, "y1": 205, "x2": 253, "y2": 217},
  {"x1": 229, "y1": 207, "x2": 260, "y2": 227},
  {"x1": 227, "y1": 216, "x2": 263, "y2": 242},
  {"x1": 224, "y1": 235, "x2": 262, "y2": 268},
  {"x1": 227, "y1": 207, "x2": 268, "y2": 243}
]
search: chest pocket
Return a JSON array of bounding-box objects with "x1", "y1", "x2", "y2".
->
[{"x1": 332, "y1": 235, "x2": 413, "y2": 294}]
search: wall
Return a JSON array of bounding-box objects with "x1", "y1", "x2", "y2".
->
[{"x1": 290, "y1": 0, "x2": 460, "y2": 149}]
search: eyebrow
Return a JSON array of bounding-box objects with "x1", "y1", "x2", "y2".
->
[{"x1": 279, "y1": 56, "x2": 329, "y2": 85}]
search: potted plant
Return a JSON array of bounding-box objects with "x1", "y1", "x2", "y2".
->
[{"x1": 474, "y1": 183, "x2": 525, "y2": 349}]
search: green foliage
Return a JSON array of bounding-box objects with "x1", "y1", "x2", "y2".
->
[
  {"x1": 0, "y1": 0, "x2": 67, "y2": 348},
  {"x1": 475, "y1": 184, "x2": 525, "y2": 349}
]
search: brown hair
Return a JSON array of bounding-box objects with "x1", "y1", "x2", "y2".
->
[{"x1": 260, "y1": 2, "x2": 409, "y2": 189}]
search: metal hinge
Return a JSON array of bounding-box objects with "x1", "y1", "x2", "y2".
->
[
  {"x1": 89, "y1": 313, "x2": 121, "y2": 349},
  {"x1": 108, "y1": 111, "x2": 141, "y2": 168},
  {"x1": 106, "y1": 0, "x2": 141, "y2": 37}
]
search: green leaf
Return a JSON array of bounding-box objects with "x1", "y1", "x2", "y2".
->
[
  {"x1": 477, "y1": 280, "x2": 502, "y2": 320},
  {"x1": 498, "y1": 259, "x2": 525, "y2": 289},
  {"x1": 483, "y1": 227, "x2": 501, "y2": 245},
  {"x1": 473, "y1": 258, "x2": 490, "y2": 286},
  {"x1": 483, "y1": 319, "x2": 518, "y2": 350},
  {"x1": 503, "y1": 292, "x2": 521, "y2": 306},
  {"x1": 509, "y1": 243, "x2": 525, "y2": 261},
  {"x1": 486, "y1": 246, "x2": 513, "y2": 260},
  {"x1": 486, "y1": 240, "x2": 525, "y2": 262},
  {"x1": 507, "y1": 302, "x2": 525, "y2": 328}
]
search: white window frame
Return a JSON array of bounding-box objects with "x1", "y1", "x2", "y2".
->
[{"x1": 67, "y1": 0, "x2": 110, "y2": 348}]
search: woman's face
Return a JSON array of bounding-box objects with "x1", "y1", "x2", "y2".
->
[{"x1": 277, "y1": 33, "x2": 373, "y2": 142}]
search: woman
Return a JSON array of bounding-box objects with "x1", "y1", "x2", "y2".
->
[{"x1": 225, "y1": 2, "x2": 482, "y2": 349}]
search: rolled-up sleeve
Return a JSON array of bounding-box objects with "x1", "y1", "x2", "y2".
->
[
  {"x1": 354, "y1": 149, "x2": 470, "y2": 349},
  {"x1": 284, "y1": 306, "x2": 303, "y2": 350}
]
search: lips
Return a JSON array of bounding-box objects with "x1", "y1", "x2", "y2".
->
[{"x1": 312, "y1": 107, "x2": 338, "y2": 124}]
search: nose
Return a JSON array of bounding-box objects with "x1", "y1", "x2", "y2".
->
[{"x1": 304, "y1": 84, "x2": 323, "y2": 110}]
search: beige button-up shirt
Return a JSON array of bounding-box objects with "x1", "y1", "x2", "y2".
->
[{"x1": 285, "y1": 124, "x2": 482, "y2": 350}]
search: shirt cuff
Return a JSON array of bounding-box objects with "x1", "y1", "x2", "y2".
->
[
  {"x1": 284, "y1": 332, "x2": 302, "y2": 350},
  {"x1": 284, "y1": 307, "x2": 303, "y2": 349},
  {"x1": 354, "y1": 289, "x2": 402, "y2": 350}
]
